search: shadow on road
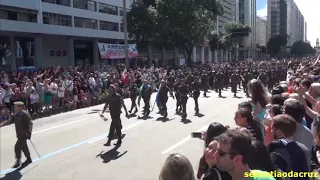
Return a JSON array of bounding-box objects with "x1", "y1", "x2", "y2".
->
[
  {"x1": 96, "y1": 145, "x2": 128, "y2": 164},
  {"x1": 127, "y1": 114, "x2": 137, "y2": 118},
  {"x1": 137, "y1": 115, "x2": 152, "y2": 120},
  {"x1": 156, "y1": 117, "x2": 174, "y2": 122},
  {"x1": 218, "y1": 96, "x2": 227, "y2": 99},
  {"x1": 181, "y1": 119, "x2": 192, "y2": 124},
  {"x1": 233, "y1": 96, "x2": 243, "y2": 99},
  {"x1": 0, "y1": 162, "x2": 31, "y2": 180},
  {"x1": 194, "y1": 113, "x2": 205, "y2": 118}
]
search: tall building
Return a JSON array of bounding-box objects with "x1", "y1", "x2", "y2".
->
[
  {"x1": 237, "y1": 0, "x2": 257, "y2": 58},
  {"x1": 0, "y1": 0, "x2": 133, "y2": 69},
  {"x1": 256, "y1": 16, "x2": 267, "y2": 46},
  {"x1": 304, "y1": 22, "x2": 307, "y2": 42},
  {"x1": 267, "y1": 0, "x2": 305, "y2": 46}
]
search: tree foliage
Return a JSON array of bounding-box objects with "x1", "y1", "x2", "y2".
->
[
  {"x1": 291, "y1": 40, "x2": 315, "y2": 56},
  {"x1": 126, "y1": 0, "x2": 224, "y2": 65},
  {"x1": 266, "y1": 34, "x2": 287, "y2": 55},
  {"x1": 222, "y1": 23, "x2": 252, "y2": 60}
]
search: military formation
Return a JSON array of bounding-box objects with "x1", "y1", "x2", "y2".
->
[{"x1": 2, "y1": 62, "x2": 289, "y2": 169}]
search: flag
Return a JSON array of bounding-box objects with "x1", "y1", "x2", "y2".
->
[{"x1": 137, "y1": 83, "x2": 144, "y2": 107}]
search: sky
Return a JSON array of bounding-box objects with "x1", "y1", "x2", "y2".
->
[{"x1": 256, "y1": 0, "x2": 320, "y2": 47}]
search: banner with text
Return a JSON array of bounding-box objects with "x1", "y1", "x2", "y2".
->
[{"x1": 98, "y1": 43, "x2": 138, "y2": 59}]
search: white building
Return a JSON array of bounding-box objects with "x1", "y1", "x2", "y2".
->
[
  {"x1": 236, "y1": 0, "x2": 257, "y2": 59},
  {"x1": 0, "y1": 0, "x2": 134, "y2": 70},
  {"x1": 267, "y1": 0, "x2": 305, "y2": 47},
  {"x1": 256, "y1": 16, "x2": 267, "y2": 46}
]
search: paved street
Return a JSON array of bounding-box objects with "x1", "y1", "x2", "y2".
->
[{"x1": 0, "y1": 89, "x2": 248, "y2": 180}]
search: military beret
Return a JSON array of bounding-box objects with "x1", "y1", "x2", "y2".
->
[{"x1": 14, "y1": 101, "x2": 24, "y2": 106}]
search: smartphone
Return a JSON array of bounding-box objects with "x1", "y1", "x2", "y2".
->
[{"x1": 191, "y1": 132, "x2": 202, "y2": 138}]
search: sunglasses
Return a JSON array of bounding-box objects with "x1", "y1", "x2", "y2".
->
[{"x1": 217, "y1": 149, "x2": 236, "y2": 157}]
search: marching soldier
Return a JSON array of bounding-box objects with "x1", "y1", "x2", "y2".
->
[
  {"x1": 242, "y1": 70, "x2": 252, "y2": 97},
  {"x1": 191, "y1": 78, "x2": 201, "y2": 114},
  {"x1": 215, "y1": 70, "x2": 224, "y2": 97},
  {"x1": 101, "y1": 84, "x2": 129, "y2": 146},
  {"x1": 0, "y1": 101, "x2": 33, "y2": 168},
  {"x1": 128, "y1": 82, "x2": 138, "y2": 114},
  {"x1": 178, "y1": 79, "x2": 189, "y2": 120},
  {"x1": 200, "y1": 71, "x2": 209, "y2": 97},
  {"x1": 173, "y1": 78, "x2": 182, "y2": 112},
  {"x1": 141, "y1": 79, "x2": 153, "y2": 116},
  {"x1": 158, "y1": 80, "x2": 174, "y2": 117},
  {"x1": 230, "y1": 71, "x2": 241, "y2": 97}
]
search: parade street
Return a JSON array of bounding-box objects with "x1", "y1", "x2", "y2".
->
[{"x1": 0, "y1": 89, "x2": 247, "y2": 180}]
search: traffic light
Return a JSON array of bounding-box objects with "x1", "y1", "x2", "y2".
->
[{"x1": 231, "y1": 28, "x2": 250, "y2": 37}]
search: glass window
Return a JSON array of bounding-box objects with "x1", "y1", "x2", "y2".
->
[
  {"x1": 0, "y1": 36, "x2": 12, "y2": 68},
  {"x1": 98, "y1": 3, "x2": 118, "y2": 15},
  {"x1": 43, "y1": 12, "x2": 72, "y2": 26},
  {"x1": 100, "y1": 21, "x2": 119, "y2": 31},
  {"x1": 74, "y1": 17, "x2": 97, "y2": 29},
  {"x1": 0, "y1": 9, "x2": 37, "y2": 23},
  {"x1": 120, "y1": 23, "x2": 124, "y2": 32},
  {"x1": 73, "y1": 0, "x2": 96, "y2": 11},
  {"x1": 42, "y1": 0, "x2": 71, "y2": 6}
]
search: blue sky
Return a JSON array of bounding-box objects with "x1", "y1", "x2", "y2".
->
[{"x1": 257, "y1": 0, "x2": 267, "y2": 10}]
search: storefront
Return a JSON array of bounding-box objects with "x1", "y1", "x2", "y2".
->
[
  {"x1": 14, "y1": 37, "x2": 35, "y2": 67},
  {"x1": 0, "y1": 36, "x2": 12, "y2": 71},
  {"x1": 74, "y1": 40, "x2": 93, "y2": 66}
]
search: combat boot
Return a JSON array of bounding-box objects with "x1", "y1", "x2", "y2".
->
[{"x1": 12, "y1": 159, "x2": 21, "y2": 168}]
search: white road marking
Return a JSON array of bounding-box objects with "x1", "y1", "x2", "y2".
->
[
  {"x1": 32, "y1": 118, "x2": 88, "y2": 135},
  {"x1": 161, "y1": 124, "x2": 209, "y2": 154},
  {"x1": 88, "y1": 121, "x2": 145, "y2": 144}
]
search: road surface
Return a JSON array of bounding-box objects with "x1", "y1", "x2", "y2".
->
[{"x1": 0, "y1": 88, "x2": 248, "y2": 180}]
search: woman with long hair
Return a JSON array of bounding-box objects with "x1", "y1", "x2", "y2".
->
[
  {"x1": 248, "y1": 79, "x2": 268, "y2": 137},
  {"x1": 234, "y1": 108, "x2": 263, "y2": 142},
  {"x1": 196, "y1": 122, "x2": 228, "y2": 179}
]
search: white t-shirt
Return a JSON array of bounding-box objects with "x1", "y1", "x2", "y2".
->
[
  {"x1": 30, "y1": 93, "x2": 39, "y2": 104},
  {"x1": 57, "y1": 87, "x2": 65, "y2": 98},
  {"x1": 50, "y1": 83, "x2": 58, "y2": 94}
]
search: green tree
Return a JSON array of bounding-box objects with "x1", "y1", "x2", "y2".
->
[
  {"x1": 223, "y1": 23, "x2": 252, "y2": 61},
  {"x1": 127, "y1": 0, "x2": 224, "y2": 65},
  {"x1": 291, "y1": 40, "x2": 316, "y2": 56},
  {"x1": 266, "y1": 34, "x2": 287, "y2": 56}
]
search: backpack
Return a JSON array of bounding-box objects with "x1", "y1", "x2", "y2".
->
[{"x1": 268, "y1": 139, "x2": 310, "y2": 180}]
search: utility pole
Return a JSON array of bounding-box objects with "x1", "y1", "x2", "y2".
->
[{"x1": 123, "y1": 0, "x2": 129, "y2": 68}]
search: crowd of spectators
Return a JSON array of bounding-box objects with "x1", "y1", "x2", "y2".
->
[{"x1": 158, "y1": 55, "x2": 320, "y2": 180}]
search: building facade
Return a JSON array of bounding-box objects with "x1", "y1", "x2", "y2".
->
[
  {"x1": 304, "y1": 22, "x2": 307, "y2": 42},
  {"x1": 256, "y1": 16, "x2": 267, "y2": 46},
  {"x1": 0, "y1": 0, "x2": 134, "y2": 70},
  {"x1": 237, "y1": 0, "x2": 257, "y2": 59},
  {"x1": 192, "y1": 0, "x2": 237, "y2": 62},
  {"x1": 267, "y1": 0, "x2": 305, "y2": 47}
]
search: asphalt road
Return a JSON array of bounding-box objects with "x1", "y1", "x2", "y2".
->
[{"x1": 0, "y1": 88, "x2": 248, "y2": 180}]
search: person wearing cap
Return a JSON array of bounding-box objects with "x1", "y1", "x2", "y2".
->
[
  {"x1": 200, "y1": 70, "x2": 209, "y2": 97},
  {"x1": 0, "y1": 101, "x2": 33, "y2": 168},
  {"x1": 191, "y1": 78, "x2": 201, "y2": 114},
  {"x1": 101, "y1": 84, "x2": 128, "y2": 146},
  {"x1": 141, "y1": 79, "x2": 152, "y2": 116},
  {"x1": 157, "y1": 79, "x2": 174, "y2": 118},
  {"x1": 173, "y1": 78, "x2": 182, "y2": 112},
  {"x1": 178, "y1": 79, "x2": 189, "y2": 120}
]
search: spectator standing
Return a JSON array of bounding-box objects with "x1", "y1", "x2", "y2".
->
[{"x1": 216, "y1": 129, "x2": 275, "y2": 180}]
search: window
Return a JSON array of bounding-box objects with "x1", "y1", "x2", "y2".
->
[
  {"x1": 0, "y1": 7, "x2": 37, "y2": 23},
  {"x1": 42, "y1": 0, "x2": 71, "y2": 6},
  {"x1": 120, "y1": 23, "x2": 124, "y2": 32},
  {"x1": 74, "y1": 17, "x2": 97, "y2": 29},
  {"x1": 73, "y1": 0, "x2": 96, "y2": 11},
  {"x1": 100, "y1": 21, "x2": 119, "y2": 31},
  {"x1": 98, "y1": 3, "x2": 118, "y2": 15},
  {"x1": 43, "y1": 12, "x2": 72, "y2": 26}
]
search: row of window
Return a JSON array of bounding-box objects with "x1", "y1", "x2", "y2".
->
[
  {"x1": 42, "y1": 0, "x2": 128, "y2": 16},
  {"x1": 43, "y1": 12, "x2": 123, "y2": 32}
]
